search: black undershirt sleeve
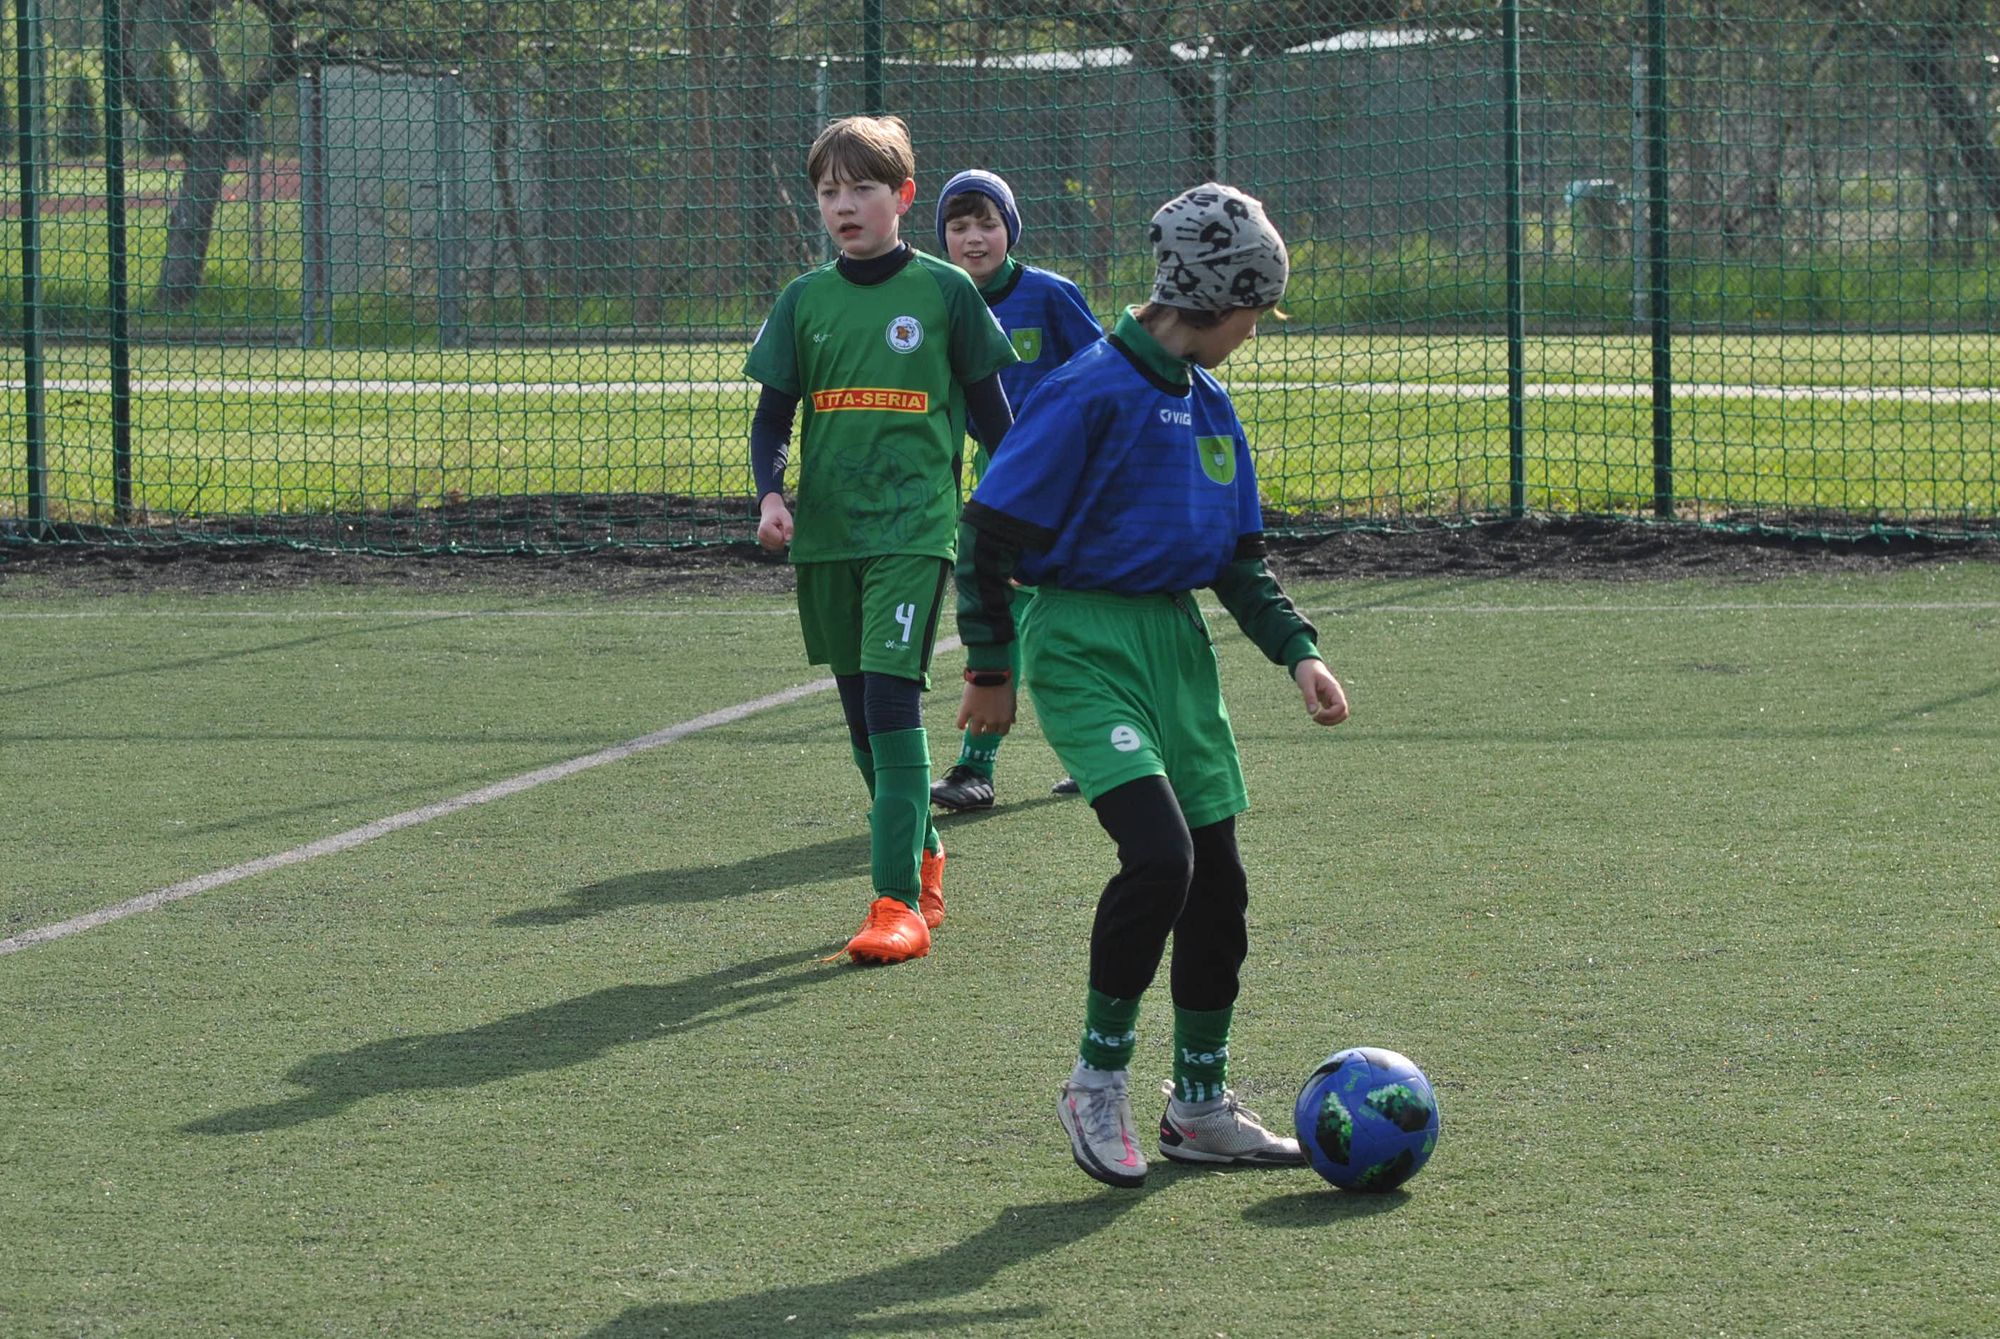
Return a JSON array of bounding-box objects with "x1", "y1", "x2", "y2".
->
[
  {"x1": 750, "y1": 385, "x2": 799, "y2": 501},
  {"x1": 962, "y1": 372, "x2": 1012, "y2": 454}
]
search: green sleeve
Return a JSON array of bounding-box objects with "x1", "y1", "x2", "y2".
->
[
  {"x1": 1210, "y1": 557, "x2": 1321, "y2": 671},
  {"x1": 743, "y1": 281, "x2": 804, "y2": 396},
  {"x1": 943, "y1": 269, "x2": 1019, "y2": 385}
]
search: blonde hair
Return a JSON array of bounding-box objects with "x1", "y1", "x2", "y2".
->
[{"x1": 806, "y1": 115, "x2": 915, "y2": 188}]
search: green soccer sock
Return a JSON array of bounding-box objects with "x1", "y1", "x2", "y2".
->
[
  {"x1": 1079, "y1": 988, "x2": 1141, "y2": 1072},
  {"x1": 1171, "y1": 1004, "x2": 1234, "y2": 1105},
  {"x1": 867, "y1": 727, "x2": 931, "y2": 909},
  {"x1": 954, "y1": 731, "x2": 1003, "y2": 777}
]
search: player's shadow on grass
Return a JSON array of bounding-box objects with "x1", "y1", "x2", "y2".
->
[
  {"x1": 494, "y1": 832, "x2": 875, "y2": 925},
  {"x1": 0, "y1": 616, "x2": 464, "y2": 701},
  {"x1": 584, "y1": 1191, "x2": 1151, "y2": 1337},
  {"x1": 496, "y1": 799, "x2": 1056, "y2": 927},
  {"x1": 181, "y1": 950, "x2": 829, "y2": 1136},
  {"x1": 1240, "y1": 1186, "x2": 1413, "y2": 1228}
]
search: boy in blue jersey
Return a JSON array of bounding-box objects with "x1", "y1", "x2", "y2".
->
[
  {"x1": 952, "y1": 184, "x2": 1350, "y2": 1188},
  {"x1": 928, "y1": 169, "x2": 1103, "y2": 813}
]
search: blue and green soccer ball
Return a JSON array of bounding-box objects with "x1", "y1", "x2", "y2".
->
[{"x1": 1294, "y1": 1046, "x2": 1440, "y2": 1192}]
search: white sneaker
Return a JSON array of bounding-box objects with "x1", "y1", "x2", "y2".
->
[
  {"x1": 1058, "y1": 1076, "x2": 1147, "y2": 1188},
  {"x1": 1157, "y1": 1082, "x2": 1306, "y2": 1167}
]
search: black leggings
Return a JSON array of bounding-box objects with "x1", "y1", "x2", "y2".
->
[{"x1": 1086, "y1": 775, "x2": 1249, "y2": 1012}]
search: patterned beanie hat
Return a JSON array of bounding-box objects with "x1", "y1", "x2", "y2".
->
[
  {"x1": 1148, "y1": 183, "x2": 1289, "y2": 312},
  {"x1": 936, "y1": 169, "x2": 1022, "y2": 250}
]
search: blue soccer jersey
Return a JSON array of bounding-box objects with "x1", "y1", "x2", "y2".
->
[
  {"x1": 968, "y1": 309, "x2": 1264, "y2": 594},
  {"x1": 983, "y1": 262, "x2": 1102, "y2": 430}
]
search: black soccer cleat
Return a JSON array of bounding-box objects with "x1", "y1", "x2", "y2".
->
[
  {"x1": 1050, "y1": 776, "x2": 1081, "y2": 796},
  {"x1": 931, "y1": 765, "x2": 996, "y2": 812}
]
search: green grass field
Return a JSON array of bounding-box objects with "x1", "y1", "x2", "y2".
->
[
  {"x1": 8, "y1": 334, "x2": 1999, "y2": 526},
  {"x1": 3, "y1": 566, "x2": 1997, "y2": 1336}
]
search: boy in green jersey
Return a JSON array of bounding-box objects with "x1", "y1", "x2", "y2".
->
[{"x1": 746, "y1": 115, "x2": 1018, "y2": 965}]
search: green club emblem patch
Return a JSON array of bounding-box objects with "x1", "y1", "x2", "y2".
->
[
  {"x1": 1197, "y1": 435, "x2": 1235, "y2": 485},
  {"x1": 1011, "y1": 327, "x2": 1043, "y2": 362}
]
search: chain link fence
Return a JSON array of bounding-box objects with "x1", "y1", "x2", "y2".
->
[{"x1": 6, "y1": 0, "x2": 1998, "y2": 551}]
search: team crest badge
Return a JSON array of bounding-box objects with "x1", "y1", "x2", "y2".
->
[
  {"x1": 1011, "y1": 327, "x2": 1043, "y2": 362},
  {"x1": 885, "y1": 315, "x2": 925, "y2": 353},
  {"x1": 1197, "y1": 435, "x2": 1235, "y2": 485}
]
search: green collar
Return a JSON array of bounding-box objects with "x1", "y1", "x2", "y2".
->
[
  {"x1": 977, "y1": 256, "x2": 1021, "y2": 299},
  {"x1": 1111, "y1": 307, "x2": 1192, "y2": 392}
]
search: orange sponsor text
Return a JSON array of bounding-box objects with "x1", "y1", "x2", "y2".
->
[{"x1": 811, "y1": 387, "x2": 930, "y2": 414}]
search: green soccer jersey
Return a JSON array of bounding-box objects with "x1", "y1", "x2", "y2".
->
[{"x1": 745, "y1": 250, "x2": 1017, "y2": 563}]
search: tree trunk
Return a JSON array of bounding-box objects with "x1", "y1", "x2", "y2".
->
[
  {"x1": 154, "y1": 109, "x2": 248, "y2": 310},
  {"x1": 1903, "y1": 44, "x2": 2000, "y2": 229},
  {"x1": 484, "y1": 90, "x2": 545, "y2": 315}
]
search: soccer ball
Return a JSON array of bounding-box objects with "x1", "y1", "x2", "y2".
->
[{"x1": 1294, "y1": 1046, "x2": 1440, "y2": 1192}]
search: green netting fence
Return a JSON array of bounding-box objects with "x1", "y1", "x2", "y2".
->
[{"x1": 5, "y1": 0, "x2": 1998, "y2": 552}]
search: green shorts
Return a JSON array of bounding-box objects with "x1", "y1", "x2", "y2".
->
[
  {"x1": 795, "y1": 555, "x2": 950, "y2": 682},
  {"x1": 1020, "y1": 586, "x2": 1248, "y2": 828}
]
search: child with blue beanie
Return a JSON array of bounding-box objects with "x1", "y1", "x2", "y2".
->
[{"x1": 930, "y1": 168, "x2": 1103, "y2": 813}]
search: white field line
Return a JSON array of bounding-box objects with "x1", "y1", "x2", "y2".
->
[
  {"x1": 9, "y1": 376, "x2": 1998, "y2": 404},
  {"x1": 1256, "y1": 380, "x2": 2000, "y2": 405},
  {"x1": 5, "y1": 600, "x2": 2000, "y2": 624},
  {"x1": 19, "y1": 377, "x2": 751, "y2": 397},
  {"x1": 0, "y1": 640, "x2": 962, "y2": 955},
  {"x1": 0, "y1": 607, "x2": 799, "y2": 620}
]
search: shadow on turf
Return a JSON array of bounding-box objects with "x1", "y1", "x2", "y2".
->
[
  {"x1": 180, "y1": 950, "x2": 837, "y2": 1135},
  {"x1": 582, "y1": 1191, "x2": 1154, "y2": 1337},
  {"x1": 495, "y1": 798, "x2": 1057, "y2": 927},
  {"x1": 0, "y1": 615, "x2": 466, "y2": 701},
  {"x1": 1239, "y1": 1185, "x2": 1413, "y2": 1227}
]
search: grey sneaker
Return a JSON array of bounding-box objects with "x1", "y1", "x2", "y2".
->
[
  {"x1": 1156, "y1": 1082, "x2": 1306, "y2": 1167},
  {"x1": 1058, "y1": 1077, "x2": 1147, "y2": 1188}
]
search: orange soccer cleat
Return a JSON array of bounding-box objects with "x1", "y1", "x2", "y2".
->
[
  {"x1": 843, "y1": 896, "x2": 932, "y2": 965},
  {"x1": 919, "y1": 844, "x2": 947, "y2": 930}
]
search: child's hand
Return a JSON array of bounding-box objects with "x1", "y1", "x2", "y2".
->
[
  {"x1": 757, "y1": 494, "x2": 794, "y2": 552},
  {"x1": 1294, "y1": 659, "x2": 1349, "y2": 726},
  {"x1": 957, "y1": 683, "x2": 1016, "y2": 736}
]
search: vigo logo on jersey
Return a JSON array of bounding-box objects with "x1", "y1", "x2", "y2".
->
[
  {"x1": 885, "y1": 315, "x2": 925, "y2": 352},
  {"x1": 811, "y1": 387, "x2": 930, "y2": 413},
  {"x1": 1197, "y1": 435, "x2": 1235, "y2": 485}
]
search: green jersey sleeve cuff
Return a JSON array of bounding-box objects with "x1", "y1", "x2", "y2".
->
[
  {"x1": 965, "y1": 644, "x2": 1013, "y2": 672},
  {"x1": 1282, "y1": 635, "x2": 1322, "y2": 673}
]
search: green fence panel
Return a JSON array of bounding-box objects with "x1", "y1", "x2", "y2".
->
[{"x1": 5, "y1": 0, "x2": 1997, "y2": 552}]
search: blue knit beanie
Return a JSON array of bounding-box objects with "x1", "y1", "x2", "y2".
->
[{"x1": 935, "y1": 169, "x2": 1022, "y2": 250}]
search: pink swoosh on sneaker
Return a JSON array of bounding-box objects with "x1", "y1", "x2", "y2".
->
[{"x1": 1118, "y1": 1134, "x2": 1140, "y2": 1167}]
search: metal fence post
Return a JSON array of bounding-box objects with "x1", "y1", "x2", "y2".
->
[
  {"x1": 300, "y1": 69, "x2": 332, "y2": 349},
  {"x1": 1646, "y1": 0, "x2": 1673, "y2": 517},
  {"x1": 1629, "y1": 48, "x2": 1645, "y2": 325},
  {"x1": 1502, "y1": 0, "x2": 1526, "y2": 517},
  {"x1": 1211, "y1": 46, "x2": 1228, "y2": 181},
  {"x1": 862, "y1": 0, "x2": 883, "y2": 114},
  {"x1": 14, "y1": 0, "x2": 47, "y2": 535},
  {"x1": 102, "y1": 0, "x2": 133, "y2": 521},
  {"x1": 436, "y1": 72, "x2": 464, "y2": 349},
  {"x1": 816, "y1": 56, "x2": 833, "y2": 262},
  {"x1": 299, "y1": 71, "x2": 319, "y2": 348}
]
